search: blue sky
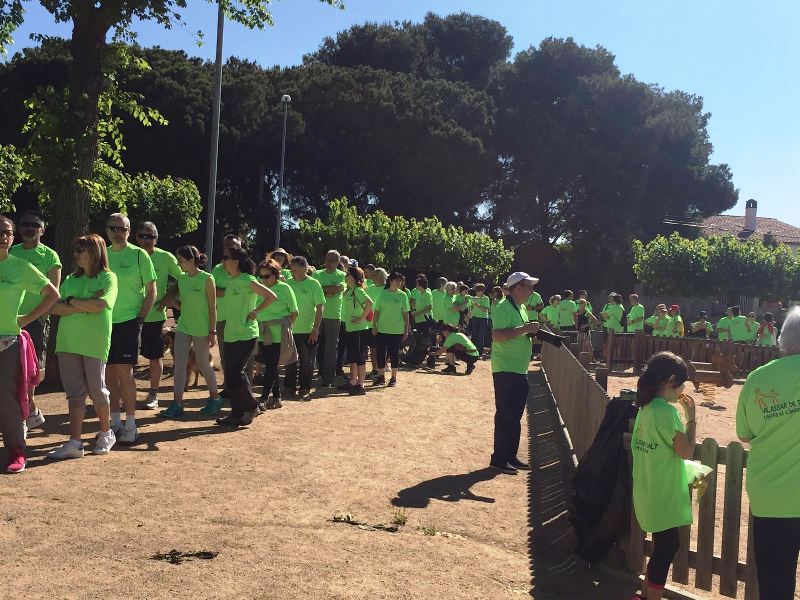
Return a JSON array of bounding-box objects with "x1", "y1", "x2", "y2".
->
[{"x1": 10, "y1": 0, "x2": 800, "y2": 226}]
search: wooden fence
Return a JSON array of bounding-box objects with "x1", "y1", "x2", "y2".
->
[{"x1": 540, "y1": 342, "x2": 760, "y2": 599}]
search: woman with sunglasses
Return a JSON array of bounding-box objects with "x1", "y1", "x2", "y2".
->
[
  {"x1": 255, "y1": 258, "x2": 298, "y2": 410},
  {"x1": 215, "y1": 247, "x2": 276, "y2": 427},
  {"x1": 268, "y1": 248, "x2": 292, "y2": 281},
  {"x1": 645, "y1": 304, "x2": 670, "y2": 337},
  {"x1": 47, "y1": 234, "x2": 118, "y2": 458},
  {"x1": 341, "y1": 266, "x2": 373, "y2": 395},
  {"x1": 0, "y1": 214, "x2": 59, "y2": 473},
  {"x1": 371, "y1": 271, "x2": 410, "y2": 387},
  {"x1": 159, "y1": 245, "x2": 221, "y2": 418}
]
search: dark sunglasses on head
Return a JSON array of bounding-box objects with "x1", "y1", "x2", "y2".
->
[
  {"x1": 20, "y1": 222, "x2": 42, "y2": 229},
  {"x1": 107, "y1": 225, "x2": 129, "y2": 233},
  {"x1": 137, "y1": 233, "x2": 156, "y2": 240}
]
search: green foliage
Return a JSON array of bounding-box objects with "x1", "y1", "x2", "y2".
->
[
  {"x1": 633, "y1": 233, "x2": 800, "y2": 301},
  {"x1": 297, "y1": 198, "x2": 513, "y2": 280},
  {"x1": 0, "y1": 144, "x2": 25, "y2": 211}
]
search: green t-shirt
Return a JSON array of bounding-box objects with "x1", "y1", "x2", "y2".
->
[
  {"x1": 441, "y1": 293, "x2": 460, "y2": 327},
  {"x1": 558, "y1": 299, "x2": 578, "y2": 328},
  {"x1": 745, "y1": 319, "x2": 759, "y2": 344},
  {"x1": 211, "y1": 263, "x2": 232, "y2": 322},
  {"x1": 602, "y1": 303, "x2": 624, "y2": 332},
  {"x1": 667, "y1": 314, "x2": 684, "y2": 338},
  {"x1": 410, "y1": 287, "x2": 434, "y2": 324},
  {"x1": 631, "y1": 397, "x2": 692, "y2": 533},
  {"x1": 10, "y1": 243, "x2": 62, "y2": 314},
  {"x1": 176, "y1": 270, "x2": 215, "y2": 338},
  {"x1": 758, "y1": 327, "x2": 777, "y2": 347},
  {"x1": 647, "y1": 315, "x2": 670, "y2": 337},
  {"x1": 716, "y1": 317, "x2": 731, "y2": 340},
  {"x1": 222, "y1": 273, "x2": 260, "y2": 343},
  {"x1": 257, "y1": 280, "x2": 298, "y2": 343},
  {"x1": 0, "y1": 255, "x2": 51, "y2": 336},
  {"x1": 730, "y1": 315, "x2": 749, "y2": 342},
  {"x1": 431, "y1": 288, "x2": 446, "y2": 321},
  {"x1": 313, "y1": 268, "x2": 346, "y2": 320},
  {"x1": 373, "y1": 288, "x2": 410, "y2": 335},
  {"x1": 444, "y1": 332, "x2": 479, "y2": 357},
  {"x1": 490, "y1": 298, "x2": 532, "y2": 375},
  {"x1": 471, "y1": 294, "x2": 490, "y2": 319},
  {"x1": 342, "y1": 286, "x2": 372, "y2": 333},
  {"x1": 107, "y1": 244, "x2": 156, "y2": 324},
  {"x1": 736, "y1": 354, "x2": 800, "y2": 517},
  {"x1": 541, "y1": 305, "x2": 559, "y2": 328},
  {"x1": 56, "y1": 270, "x2": 118, "y2": 360},
  {"x1": 144, "y1": 248, "x2": 182, "y2": 323},
  {"x1": 526, "y1": 291, "x2": 544, "y2": 321},
  {"x1": 287, "y1": 276, "x2": 325, "y2": 335},
  {"x1": 453, "y1": 293, "x2": 470, "y2": 314},
  {"x1": 627, "y1": 304, "x2": 645, "y2": 332}
]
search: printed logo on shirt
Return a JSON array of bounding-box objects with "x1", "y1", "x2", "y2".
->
[
  {"x1": 632, "y1": 424, "x2": 659, "y2": 454},
  {"x1": 752, "y1": 387, "x2": 800, "y2": 420}
]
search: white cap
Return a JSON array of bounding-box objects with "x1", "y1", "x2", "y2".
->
[{"x1": 505, "y1": 272, "x2": 539, "y2": 287}]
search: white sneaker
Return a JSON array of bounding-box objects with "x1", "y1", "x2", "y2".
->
[
  {"x1": 117, "y1": 425, "x2": 137, "y2": 445},
  {"x1": 110, "y1": 421, "x2": 124, "y2": 436},
  {"x1": 26, "y1": 409, "x2": 46, "y2": 430},
  {"x1": 144, "y1": 391, "x2": 159, "y2": 409},
  {"x1": 46, "y1": 441, "x2": 84, "y2": 459},
  {"x1": 93, "y1": 430, "x2": 116, "y2": 455}
]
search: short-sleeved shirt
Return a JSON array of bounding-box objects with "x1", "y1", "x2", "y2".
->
[
  {"x1": 444, "y1": 332, "x2": 479, "y2": 357},
  {"x1": 144, "y1": 248, "x2": 182, "y2": 323},
  {"x1": 222, "y1": 273, "x2": 260, "y2": 343},
  {"x1": 690, "y1": 321, "x2": 712, "y2": 338},
  {"x1": 647, "y1": 315, "x2": 670, "y2": 337},
  {"x1": 716, "y1": 317, "x2": 732, "y2": 340},
  {"x1": 107, "y1": 244, "x2": 156, "y2": 324},
  {"x1": 256, "y1": 280, "x2": 297, "y2": 343},
  {"x1": 410, "y1": 287, "x2": 434, "y2": 324},
  {"x1": 211, "y1": 263, "x2": 232, "y2": 322},
  {"x1": 745, "y1": 319, "x2": 759, "y2": 344},
  {"x1": 736, "y1": 354, "x2": 800, "y2": 517},
  {"x1": 441, "y1": 293, "x2": 460, "y2": 327},
  {"x1": 471, "y1": 294, "x2": 491, "y2": 319},
  {"x1": 758, "y1": 327, "x2": 777, "y2": 347},
  {"x1": 313, "y1": 269, "x2": 346, "y2": 320},
  {"x1": 730, "y1": 315, "x2": 749, "y2": 342},
  {"x1": 373, "y1": 288, "x2": 410, "y2": 335},
  {"x1": 10, "y1": 243, "x2": 62, "y2": 314},
  {"x1": 491, "y1": 297, "x2": 532, "y2": 375},
  {"x1": 526, "y1": 291, "x2": 543, "y2": 321},
  {"x1": 287, "y1": 276, "x2": 325, "y2": 335},
  {"x1": 541, "y1": 305, "x2": 559, "y2": 328},
  {"x1": 631, "y1": 397, "x2": 692, "y2": 533},
  {"x1": 667, "y1": 314, "x2": 684, "y2": 337},
  {"x1": 431, "y1": 288, "x2": 445, "y2": 321},
  {"x1": 627, "y1": 304, "x2": 646, "y2": 332},
  {"x1": 602, "y1": 303, "x2": 624, "y2": 332},
  {"x1": 56, "y1": 271, "x2": 118, "y2": 360},
  {"x1": 176, "y1": 271, "x2": 215, "y2": 337},
  {"x1": 0, "y1": 255, "x2": 51, "y2": 335},
  {"x1": 342, "y1": 286, "x2": 372, "y2": 333},
  {"x1": 558, "y1": 299, "x2": 578, "y2": 328}
]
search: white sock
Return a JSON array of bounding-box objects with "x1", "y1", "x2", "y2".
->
[
  {"x1": 111, "y1": 412, "x2": 122, "y2": 427},
  {"x1": 125, "y1": 415, "x2": 136, "y2": 429}
]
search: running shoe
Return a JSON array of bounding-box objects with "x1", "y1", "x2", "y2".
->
[
  {"x1": 144, "y1": 391, "x2": 159, "y2": 409},
  {"x1": 117, "y1": 425, "x2": 138, "y2": 445},
  {"x1": 92, "y1": 430, "x2": 116, "y2": 455},
  {"x1": 199, "y1": 397, "x2": 225, "y2": 416},
  {"x1": 26, "y1": 408, "x2": 46, "y2": 430},
  {"x1": 46, "y1": 441, "x2": 84, "y2": 460},
  {"x1": 387, "y1": 378, "x2": 397, "y2": 387},
  {"x1": 5, "y1": 448, "x2": 26, "y2": 474},
  {"x1": 159, "y1": 402, "x2": 184, "y2": 418}
]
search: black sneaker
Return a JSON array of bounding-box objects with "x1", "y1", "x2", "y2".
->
[
  {"x1": 337, "y1": 382, "x2": 354, "y2": 391},
  {"x1": 387, "y1": 378, "x2": 397, "y2": 387},
  {"x1": 350, "y1": 385, "x2": 367, "y2": 396},
  {"x1": 465, "y1": 363, "x2": 475, "y2": 375},
  {"x1": 490, "y1": 462, "x2": 518, "y2": 475},
  {"x1": 441, "y1": 365, "x2": 457, "y2": 374},
  {"x1": 509, "y1": 457, "x2": 531, "y2": 471},
  {"x1": 373, "y1": 377, "x2": 386, "y2": 387},
  {"x1": 239, "y1": 411, "x2": 254, "y2": 426},
  {"x1": 216, "y1": 414, "x2": 240, "y2": 427}
]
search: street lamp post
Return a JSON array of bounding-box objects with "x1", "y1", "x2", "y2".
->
[
  {"x1": 275, "y1": 94, "x2": 291, "y2": 249},
  {"x1": 204, "y1": 2, "x2": 225, "y2": 266}
]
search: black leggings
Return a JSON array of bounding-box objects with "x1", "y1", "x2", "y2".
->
[
  {"x1": 647, "y1": 528, "x2": 681, "y2": 588},
  {"x1": 753, "y1": 516, "x2": 800, "y2": 600},
  {"x1": 256, "y1": 342, "x2": 281, "y2": 399},
  {"x1": 224, "y1": 339, "x2": 258, "y2": 417},
  {"x1": 344, "y1": 330, "x2": 368, "y2": 367},
  {"x1": 376, "y1": 333, "x2": 402, "y2": 370},
  {"x1": 451, "y1": 349, "x2": 478, "y2": 367}
]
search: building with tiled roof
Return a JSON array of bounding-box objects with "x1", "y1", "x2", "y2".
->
[{"x1": 698, "y1": 199, "x2": 800, "y2": 253}]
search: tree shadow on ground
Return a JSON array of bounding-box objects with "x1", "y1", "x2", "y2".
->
[{"x1": 391, "y1": 468, "x2": 500, "y2": 508}]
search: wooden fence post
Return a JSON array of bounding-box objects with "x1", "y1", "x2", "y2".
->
[
  {"x1": 720, "y1": 442, "x2": 746, "y2": 596},
  {"x1": 633, "y1": 329, "x2": 645, "y2": 373},
  {"x1": 606, "y1": 329, "x2": 616, "y2": 372},
  {"x1": 578, "y1": 351, "x2": 591, "y2": 370},
  {"x1": 694, "y1": 438, "x2": 720, "y2": 591},
  {"x1": 595, "y1": 367, "x2": 608, "y2": 391}
]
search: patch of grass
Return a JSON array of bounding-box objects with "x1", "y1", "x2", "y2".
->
[
  {"x1": 391, "y1": 510, "x2": 408, "y2": 527},
  {"x1": 420, "y1": 525, "x2": 437, "y2": 536}
]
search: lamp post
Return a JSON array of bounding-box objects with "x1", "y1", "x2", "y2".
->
[
  {"x1": 275, "y1": 94, "x2": 291, "y2": 249},
  {"x1": 204, "y1": 2, "x2": 225, "y2": 266}
]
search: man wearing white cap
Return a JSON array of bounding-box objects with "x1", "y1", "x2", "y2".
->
[{"x1": 489, "y1": 272, "x2": 540, "y2": 474}]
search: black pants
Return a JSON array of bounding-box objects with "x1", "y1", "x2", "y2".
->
[
  {"x1": 753, "y1": 516, "x2": 800, "y2": 599},
  {"x1": 471, "y1": 317, "x2": 489, "y2": 354},
  {"x1": 224, "y1": 339, "x2": 258, "y2": 417},
  {"x1": 344, "y1": 330, "x2": 368, "y2": 367},
  {"x1": 452, "y1": 349, "x2": 478, "y2": 368},
  {"x1": 285, "y1": 333, "x2": 318, "y2": 391},
  {"x1": 647, "y1": 528, "x2": 681, "y2": 587},
  {"x1": 257, "y1": 342, "x2": 281, "y2": 399},
  {"x1": 376, "y1": 333, "x2": 402, "y2": 370},
  {"x1": 336, "y1": 321, "x2": 347, "y2": 377},
  {"x1": 491, "y1": 372, "x2": 529, "y2": 466}
]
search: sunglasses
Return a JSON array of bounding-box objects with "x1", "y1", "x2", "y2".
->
[
  {"x1": 0, "y1": 230, "x2": 13, "y2": 238},
  {"x1": 137, "y1": 233, "x2": 157, "y2": 240},
  {"x1": 107, "y1": 225, "x2": 129, "y2": 233},
  {"x1": 20, "y1": 222, "x2": 42, "y2": 229}
]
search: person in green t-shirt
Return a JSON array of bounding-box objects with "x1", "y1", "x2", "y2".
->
[
  {"x1": 601, "y1": 293, "x2": 625, "y2": 333},
  {"x1": 688, "y1": 312, "x2": 713, "y2": 339},
  {"x1": 431, "y1": 277, "x2": 448, "y2": 323},
  {"x1": 627, "y1": 294, "x2": 645, "y2": 333},
  {"x1": 540, "y1": 295, "x2": 561, "y2": 330},
  {"x1": 215, "y1": 246, "x2": 276, "y2": 427},
  {"x1": 104, "y1": 213, "x2": 157, "y2": 446},
  {"x1": 341, "y1": 266, "x2": 374, "y2": 395},
  {"x1": 440, "y1": 281, "x2": 461, "y2": 327},
  {"x1": 736, "y1": 308, "x2": 800, "y2": 597},
  {"x1": 558, "y1": 290, "x2": 578, "y2": 330},
  {"x1": 470, "y1": 283, "x2": 492, "y2": 355},
  {"x1": 729, "y1": 306, "x2": 749, "y2": 343},
  {"x1": 286, "y1": 256, "x2": 325, "y2": 399},
  {"x1": 366, "y1": 268, "x2": 388, "y2": 379},
  {"x1": 159, "y1": 245, "x2": 221, "y2": 419},
  {"x1": 756, "y1": 313, "x2": 777, "y2": 347},
  {"x1": 9, "y1": 209, "x2": 62, "y2": 433},
  {"x1": 372, "y1": 271, "x2": 410, "y2": 387},
  {"x1": 490, "y1": 272, "x2": 539, "y2": 474},
  {"x1": 47, "y1": 233, "x2": 118, "y2": 459},
  {"x1": 313, "y1": 250, "x2": 347, "y2": 387},
  {"x1": 363, "y1": 263, "x2": 376, "y2": 288},
  {"x1": 525, "y1": 290, "x2": 544, "y2": 322},
  {"x1": 267, "y1": 248, "x2": 292, "y2": 281},
  {"x1": 646, "y1": 305, "x2": 670, "y2": 337},
  {"x1": 410, "y1": 275, "x2": 434, "y2": 332},
  {"x1": 577, "y1": 290, "x2": 594, "y2": 315},
  {"x1": 666, "y1": 305, "x2": 685, "y2": 338},
  {"x1": 429, "y1": 323, "x2": 479, "y2": 375},
  {"x1": 716, "y1": 309, "x2": 733, "y2": 341},
  {"x1": 632, "y1": 352, "x2": 696, "y2": 600},
  {"x1": 135, "y1": 221, "x2": 183, "y2": 409},
  {"x1": 0, "y1": 214, "x2": 60, "y2": 473},
  {"x1": 745, "y1": 312, "x2": 759, "y2": 344},
  {"x1": 454, "y1": 284, "x2": 471, "y2": 328},
  {"x1": 211, "y1": 234, "x2": 243, "y2": 374}
]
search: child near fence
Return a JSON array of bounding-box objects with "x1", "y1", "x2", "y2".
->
[{"x1": 631, "y1": 352, "x2": 697, "y2": 600}]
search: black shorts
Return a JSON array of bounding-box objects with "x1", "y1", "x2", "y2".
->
[
  {"x1": 140, "y1": 320, "x2": 165, "y2": 359},
  {"x1": 108, "y1": 318, "x2": 143, "y2": 365},
  {"x1": 23, "y1": 317, "x2": 49, "y2": 369}
]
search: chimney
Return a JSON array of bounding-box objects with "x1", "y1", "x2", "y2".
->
[{"x1": 745, "y1": 199, "x2": 757, "y2": 231}]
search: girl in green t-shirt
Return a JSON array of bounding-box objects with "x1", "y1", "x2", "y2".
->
[
  {"x1": 428, "y1": 323, "x2": 479, "y2": 375},
  {"x1": 342, "y1": 266, "x2": 373, "y2": 395},
  {"x1": 757, "y1": 313, "x2": 778, "y2": 347},
  {"x1": 745, "y1": 312, "x2": 759, "y2": 344},
  {"x1": 631, "y1": 352, "x2": 697, "y2": 600},
  {"x1": 540, "y1": 295, "x2": 561, "y2": 331},
  {"x1": 371, "y1": 271, "x2": 410, "y2": 387}
]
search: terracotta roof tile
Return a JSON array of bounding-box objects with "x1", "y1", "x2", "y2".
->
[{"x1": 699, "y1": 215, "x2": 800, "y2": 245}]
